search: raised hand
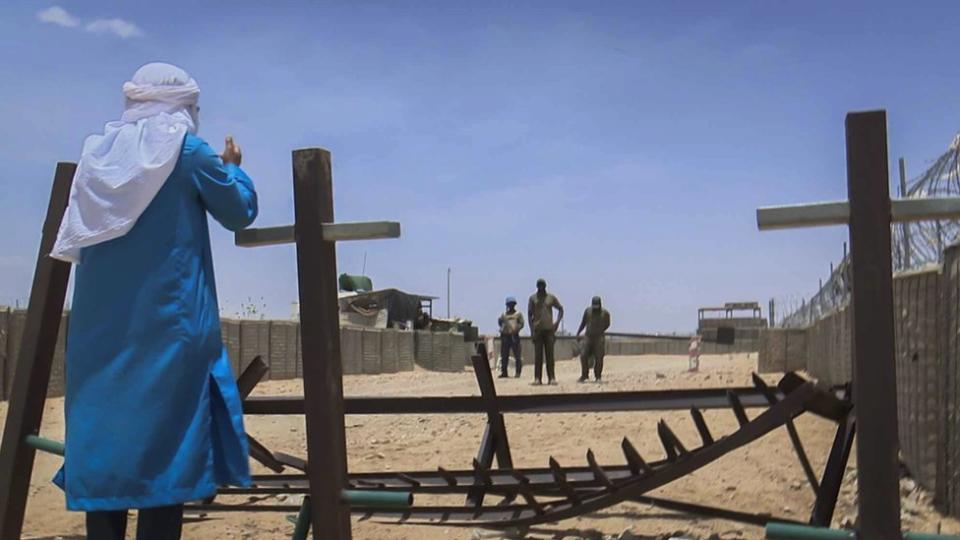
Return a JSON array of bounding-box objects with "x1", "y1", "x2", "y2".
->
[{"x1": 221, "y1": 136, "x2": 242, "y2": 166}]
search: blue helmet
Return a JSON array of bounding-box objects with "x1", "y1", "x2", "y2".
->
[{"x1": 505, "y1": 296, "x2": 517, "y2": 305}]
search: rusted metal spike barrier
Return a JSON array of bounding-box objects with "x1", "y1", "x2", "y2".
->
[
  {"x1": 196, "y1": 378, "x2": 850, "y2": 531},
  {"x1": 620, "y1": 437, "x2": 652, "y2": 476},
  {"x1": 472, "y1": 459, "x2": 494, "y2": 487},
  {"x1": 236, "y1": 356, "x2": 269, "y2": 398},
  {"x1": 396, "y1": 474, "x2": 421, "y2": 487},
  {"x1": 548, "y1": 457, "x2": 581, "y2": 504},
  {"x1": 689, "y1": 407, "x2": 714, "y2": 446},
  {"x1": 248, "y1": 436, "x2": 286, "y2": 473},
  {"x1": 273, "y1": 452, "x2": 307, "y2": 472},
  {"x1": 727, "y1": 390, "x2": 750, "y2": 427},
  {"x1": 751, "y1": 374, "x2": 819, "y2": 495},
  {"x1": 585, "y1": 450, "x2": 614, "y2": 489},
  {"x1": 358, "y1": 382, "x2": 821, "y2": 528},
  {"x1": 509, "y1": 471, "x2": 546, "y2": 514},
  {"x1": 657, "y1": 420, "x2": 689, "y2": 458},
  {"x1": 243, "y1": 386, "x2": 819, "y2": 415},
  {"x1": 437, "y1": 467, "x2": 458, "y2": 487}
]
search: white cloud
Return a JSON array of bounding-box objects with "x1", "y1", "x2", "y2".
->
[
  {"x1": 85, "y1": 18, "x2": 144, "y2": 39},
  {"x1": 37, "y1": 6, "x2": 80, "y2": 28}
]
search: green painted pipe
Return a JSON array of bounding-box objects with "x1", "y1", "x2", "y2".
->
[
  {"x1": 290, "y1": 490, "x2": 412, "y2": 540},
  {"x1": 291, "y1": 497, "x2": 311, "y2": 540},
  {"x1": 766, "y1": 523, "x2": 854, "y2": 539},
  {"x1": 342, "y1": 489, "x2": 412, "y2": 508},
  {"x1": 24, "y1": 435, "x2": 65, "y2": 457},
  {"x1": 768, "y1": 524, "x2": 960, "y2": 540}
]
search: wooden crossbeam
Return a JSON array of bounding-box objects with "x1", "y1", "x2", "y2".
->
[
  {"x1": 756, "y1": 110, "x2": 903, "y2": 539},
  {"x1": 235, "y1": 221, "x2": 400, "y2": 247},
  {"x1": 757, "y1": 196, "x2": 960, "y2": 230}
]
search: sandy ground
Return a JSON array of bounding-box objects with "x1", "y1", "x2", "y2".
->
[{"x1": 5, "y1": 352, "x2": 959, "y2": 539}]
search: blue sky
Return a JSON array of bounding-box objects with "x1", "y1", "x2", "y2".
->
[{"x1": 1, "y1": 1, "x2": 959, "y2": 333}]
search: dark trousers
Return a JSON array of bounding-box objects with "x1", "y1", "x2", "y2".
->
[
  {"x1": 86, "y1": 504, "x2": 184, "y2": 540},
  {"x1": 499, "y1": 334, "x2": 522, "y2": 375},
  {"x1": 533, "y1": 329, "x2": 556, "y2": 382},
  {"x1": 580, "y1": 336, "x2": 606, "y2": 379}
]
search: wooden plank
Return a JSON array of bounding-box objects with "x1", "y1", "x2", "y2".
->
[
  {"x1": 844, "y1": 110, "x2": 901, "y2": 538},
  {"x1": 235, "y1": 221, "x2": 400, "y2": 247},
  {"x1": 757, "y1": 200, "x2": 850, "y2": 230},
  {"x1": 292, "y1": 147, "x2": 352, "y2": 539},
  {"x1": 5, "y1": 310, "x2": 26, "y2": 399},
  {"x1": 757, "y1": 197, "x2": 960, "y2": 231},
  {"x1": 0, "y1": 162, "x2": 76, "y2": 539}
]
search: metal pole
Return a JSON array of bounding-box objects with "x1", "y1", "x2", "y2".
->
[
  {"x1": 0, "y1": 163, "x2": 75, "y2": 539},
  {"x1": 292, "y1": 148, "x2": 352, "y2": 540},
  {"x1": 899, "y1": 158, "x2": 912, "y2": 268},
  {"x1": 844, "y1": 110, "x2": 901, "y2": 538}
]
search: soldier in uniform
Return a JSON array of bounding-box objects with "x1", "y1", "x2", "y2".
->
[
  {"x1": 497, "y1": 296, "x2": 525, "y2": 378},
  {"x1": 527, "y1": 278, "x2": 564, "y2": 385},
  {"x1": 577, "y1": 296, "x2": 611, "y2": 382}
]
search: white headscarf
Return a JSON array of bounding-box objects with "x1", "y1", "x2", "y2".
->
[{"x1": 50, "y1": 62, "x2": 201, "y2": 263}]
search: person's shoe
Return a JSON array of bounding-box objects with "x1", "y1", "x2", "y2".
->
[
  {"x1": 532, "y1": 379, "x2": 542, "y2": 386},
  {"x1": 595, "y1": 376, "x2": 602, "y2": 383},
  {"x1": 515, "y1": 370, "x2": 522, "y2": 378},
  {"x1": 498, "y1": 372, "x2": 508, "y2": 378},
  {"x1": 548, "y1": 378, "x2": 558, "y2": 385},
  {"x1": 577, "y1": 376, "x2": 588, "y2": 383}
]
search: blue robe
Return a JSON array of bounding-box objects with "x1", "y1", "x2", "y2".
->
[{"x1": 54, "y1": 133, "x2": 256, "y2": 511}]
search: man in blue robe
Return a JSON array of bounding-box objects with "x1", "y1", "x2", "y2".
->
[{"x1": 49, "y1": 62, "x2": 256, "y2": 539}]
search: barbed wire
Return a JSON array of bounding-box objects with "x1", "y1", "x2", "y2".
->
[{"x1": 774, "y1": 134, "x2": 960, "y2": 328}]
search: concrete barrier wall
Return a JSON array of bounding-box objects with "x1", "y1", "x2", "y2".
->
[
  {"x1": 760, "y1": 257, "x2": 960, "y2": 514},
  {"x1": 240, "y1": 320, "x2": 271, "y2": 379},
  {"x1": 398, "y1": 331, "x2": 415, "y2": 372},
  {"x1": 269, "y1": 321, "x2": 299, "y2": 380},
  {"x1": 758, "y1": 329, "x2": 807, "y2": 373},
  {"x1": 491, "y1": 334, "x2": 758, "y2": 365},
  {"x1": 380, "y1": 329, "x2": 399, "y2": 374},
  {"x1": 221, "y1": 319, "x2": 242, "y2": 377},
  {"x1": 340, "y1": 326, "x2": 363, "y2": 375},
  {"x1": 362, "y1": 328, "x2": 382, "y2": 374},
  {"x1": 943, "y1": 245, "x2": 960, "y2": 515},
  {"x1": 0, "y1": 315, "x2": 436, "y2": 402}
]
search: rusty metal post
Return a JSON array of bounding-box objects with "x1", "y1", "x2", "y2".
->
[
  {"x1": 292, "y1": 148, "x2": 352, "y2": 539},
  {"x1": 0, "y1": 163, "x2": 75, "y2": 539},
  {"x1": 845, "y1": 110, "x2": 902, "y2": 539},
  {"x1": 467, "y1": 344, "x2": 514, "y2": 506}
]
